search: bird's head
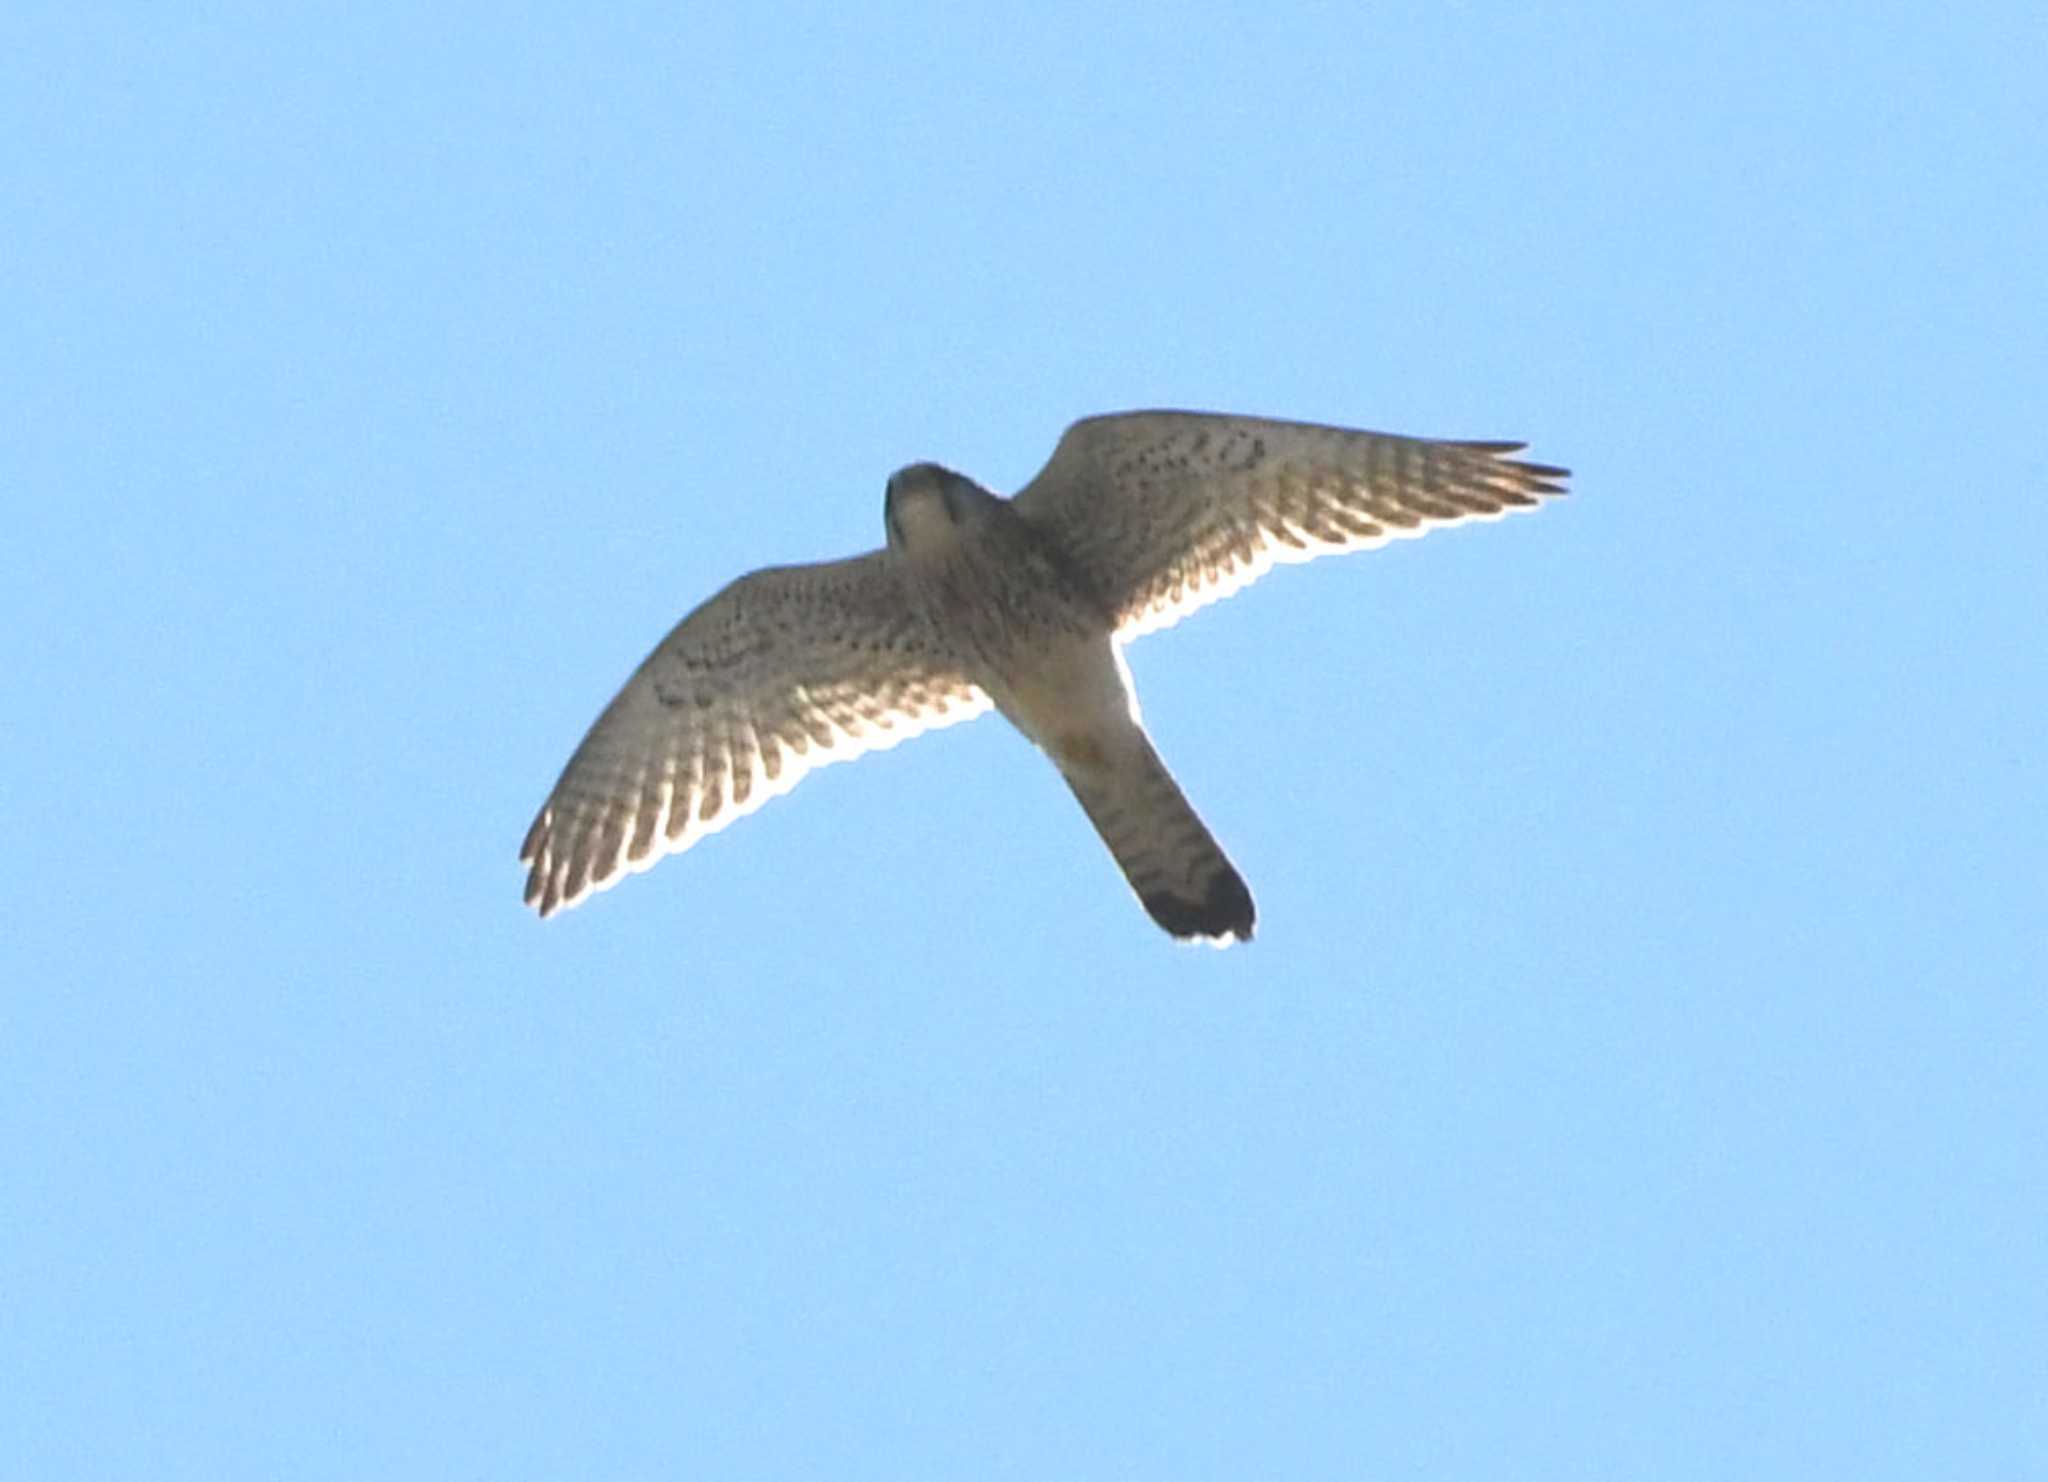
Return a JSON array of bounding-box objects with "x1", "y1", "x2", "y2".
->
[{"x1": 884, "y1": 462, "x2": 990, "y2": 554}]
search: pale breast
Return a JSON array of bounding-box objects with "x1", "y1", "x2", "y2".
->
[
  {"x1": 899, "y1": 504, "x2": 1131, "y2": 759},
  {"x1": 993, "y1": 634, "x2": 1142, "y2": 769}
]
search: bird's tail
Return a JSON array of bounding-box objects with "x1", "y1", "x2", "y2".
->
[{"x1": 1057, "y1": 730, "x2": 1255, "y2": 944}]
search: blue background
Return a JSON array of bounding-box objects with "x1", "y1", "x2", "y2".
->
[{"x1": 6, "y1": 3, "x2": 2042, "y2": 1476}]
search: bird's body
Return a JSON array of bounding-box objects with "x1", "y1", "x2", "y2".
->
[
  {"x1": 884, "y1": 463, "x2": 1252, "y2": 937},
  {"x1": 520, "y1": 411, "x2": 1568, "y2": 942}
]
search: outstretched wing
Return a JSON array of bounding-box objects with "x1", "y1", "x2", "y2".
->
[
  {"x1": 1012, "y1": 411, "x2": 1569, "y2": 640},
  {"x1": 520, "y1": 552, "x2": 990, "y2": 917}
]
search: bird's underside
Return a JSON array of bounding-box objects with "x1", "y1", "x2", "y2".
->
[{"x1": 520, "y1": 410, "x2": 1569, "y2": 942}]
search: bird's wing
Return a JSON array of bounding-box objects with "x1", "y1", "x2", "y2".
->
[
  {"x1": 520, "y1": 551, "x2": 989, "y2": 916},
  {"x1": 1012, "y1": 411, "x2": 1568, "y2": 640}
]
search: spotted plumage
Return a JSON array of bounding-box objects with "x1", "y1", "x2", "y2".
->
[{"x1": 521, "y1": 410, "x2": 1567, "y2": 941}]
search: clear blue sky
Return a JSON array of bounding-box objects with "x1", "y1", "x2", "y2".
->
[{"x1": 6, "y1": 3, "x2": 2042, "y2": 1477}]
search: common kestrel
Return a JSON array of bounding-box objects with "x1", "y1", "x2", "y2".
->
[{"x1": 520, "y1": 411, "x2": 1567, "y2": 942}]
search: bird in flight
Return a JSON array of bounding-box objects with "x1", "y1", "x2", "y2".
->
[{"x1": 520, "y1": 411, "x2": 1567, "y2": 943}]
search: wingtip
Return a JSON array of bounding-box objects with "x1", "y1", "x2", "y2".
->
[{"x1": 520, "y1": 843, "x2": 574, "y2": 919}]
